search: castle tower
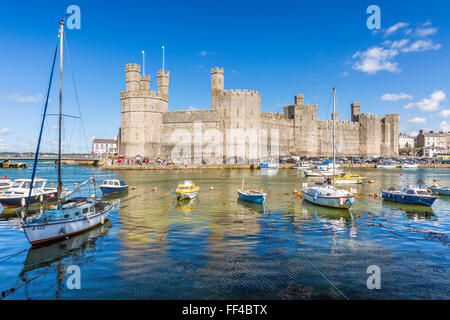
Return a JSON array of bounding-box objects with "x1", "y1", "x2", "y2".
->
[
  {"x1": 157, "y1": 70, "x2": 170, "y2": 100},
  {"x1": 126, "y1": 64, "x2": 141, "y2": 91},
  {"x1": 331, "y1": 112, "x2": 339, "y2": 121},
  {"x1": 211, "y1": 67, "x2": 224, "y2": 109},
  {"x1": 289, "y1": 94, "x2": 318, "y2": 156},
  {"x1": 294, "y1": 94, "x2": 304, "y2": 106},
  {"x1": 120, "y1": 64, "x2": 169, "y2": 159},
  {"x1": 351, "y1": 102, "x2": 360, "y2": 122}
]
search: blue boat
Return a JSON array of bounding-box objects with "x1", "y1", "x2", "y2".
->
[
  {"x1": 100, "y1": 179, "x2": 128, "y2": 195},
  {"x1": 382, "y1": 185, "x2": 437, "y2": 207},
  {"x1": 259, "y1": 162, "x2": 278, "y2": 169},
  {"x1": 237, "y1": 175, "x2": 266, "y2": 203},
  {"x1": 237, "y1": 189, "x2": 266, "y2": 204},
  {"x1": 430, "y1": 184, "x2": 450, "y2": 196}
]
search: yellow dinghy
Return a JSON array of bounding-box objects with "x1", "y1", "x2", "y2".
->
[
  {"x1": 334, "y1": 173, "x2": 367, "y2": 185},
  {"x1": 174, "y1": 180, "x2": 200, "y2": 199}
]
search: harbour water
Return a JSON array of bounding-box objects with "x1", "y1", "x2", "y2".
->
[{"x1": 0, "y1": 165, "x2": 449, "y2": 299}]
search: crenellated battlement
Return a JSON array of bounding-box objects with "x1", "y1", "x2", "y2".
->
[
  {"x1": 211, "y1": 67, "x2": 224, "y2": 74},
  {"x1": 215, "y1": 89, "x2": 260, "y2": 97},
  {"x1": 125, "y1": 63, "x2": 141, "y2": 72},
  {"x1": 359, "y1": 113, "x2": 381, "y2": 121},
  {"x1": 163, "y1": 109, "x2": 221, "y2": 123},
  {"x1": 318, "y1": 119, "x2": 360, "y2": 130},
  {"x1": 261, "y1": 112, "x2": 293, "y2": 125}
]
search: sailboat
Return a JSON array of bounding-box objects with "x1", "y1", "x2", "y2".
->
[
  {"x1": 301, "y1": 87, "x2": 356, "y2": 209},
  {"x1": 21, "y1": 19, "x2": 113, "y2": 245},
  {"x1": 237, "y1": 175, "x2": 266, "y2": 204}
]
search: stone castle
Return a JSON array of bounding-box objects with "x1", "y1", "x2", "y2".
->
[{"x1": 118, "y1": 64, "x2": 399, "y2": 163}]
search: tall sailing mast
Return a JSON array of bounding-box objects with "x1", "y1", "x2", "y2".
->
[
  {"x1": 332, "y1": 87, "x2": 336, "y2": 186},
  {"x1": 57, "y1": 19, "x2": 64, "y2": 203}
]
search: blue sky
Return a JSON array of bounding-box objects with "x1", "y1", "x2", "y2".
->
[{"x1": 0, "y1": 0, "x2": 449, "y2": 152}]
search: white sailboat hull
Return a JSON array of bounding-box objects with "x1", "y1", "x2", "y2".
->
[
  {"x1": 301, "y1": 190, "x2": 354, "y2": 209},
  {"x1": 334, "y1": 179, "x2": 363, "y2": 184},
  {"x1": 23, "y1": 204, "x2": 112, "y2": 245}
]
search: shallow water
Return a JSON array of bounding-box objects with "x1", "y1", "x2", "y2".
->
[{"x1": 0, "y1": 165, "x2": 449, "y2": 299}]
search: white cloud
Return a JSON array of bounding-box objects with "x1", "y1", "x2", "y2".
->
[
  {"x1": 404, "y1": 90, "x2": 446, "y2": 112},
  {"x1": 353, "y1": 21, "x2": 441, "y2": 74},
  {"x1": 352, "y1": 46, "x2": 399, "y2": 74},
  {"x1": 198, "y1": 50, "x2": 216, "y2": 57},
  {"x1": 0, "y1": 128, "x2": 13, "y2": 134},
  {"x1": 7, "y1": 93, "x2": 44, "y2": 103},
  {"x1": 400, "y1": 39, "x2": 441, "y2": 53},
  {"x1": 384, "y1": 22, "x2": 409, "y2": 36},
  {"x1": 438, "y1": 109, "x2": 450, "y2": 118},
  {"x1": 409, "y1": 117, "x2": 426, "y2": 124},
  {"x1": 188, "y1": 106, "x2": 198, "y2": 111},
  {"x1": 440, "y1": 120, "x2": 450, "y2": 131},
  {"x1": 340, "y1": 71, "x2": 349, "y2": 77},
  {"x1": 415, "y1": 27, "x2": 438, "y2": 37},
  {"x1": 390, "y1": 39, "x2": 410, "y2": 49},
  {"x1": 381, "y1": 92, "x2": 412, "y2": 101}
]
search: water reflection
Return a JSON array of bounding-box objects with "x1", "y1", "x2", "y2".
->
[
  {"x1": 176, "y1": 197, "x2": 199, "y2": 213},
  {"x1": 17, "y1": 221, "x2": 112, "y2": 299},
  {"x1": 381, "y1": 201, "x2": 436, "y2": 221}
]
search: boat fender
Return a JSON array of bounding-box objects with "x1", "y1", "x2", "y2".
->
[
  {"x1": 313, "y1": 191, "x2": 318, "y2": 201},
  {"x1": 21, "y1": 197, "x2": 26, "y2": 207},
  {"x1": 100, "y1": 216, "x2": 104, "y2": 225},
  {"x1": 340, "y1": 198, "x2": 344, "y2": 206},
  {"x1": 40, "y1": 194, "x2": 43, "y2": 203}
]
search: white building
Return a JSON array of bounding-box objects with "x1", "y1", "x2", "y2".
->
[
  {"x1": 92, "y1": 137, "x2": 117, "y2": 155},
  {"x1": 399, "y1": 133, "x2": 415, "y2": 149},
  {"x1": 420, "y1": 146, "x2": 446, "y2": 158}
]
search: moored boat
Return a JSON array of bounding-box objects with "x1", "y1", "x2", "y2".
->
[
  {"x1": 376, "y1": 161, "x2": 397, "y2": 168},
  {"x1": 237, "y1": 189, "x2": 266, "y2": 204},
  {"x1": 23, "y1": 198, "x2": 112, "y2": 245},
  {"x1": 100, "y1": 179, "x2": 128, "y2": 195},
  {"x1": 292, "y1": 161, "x2": 311, "y2": 169},
  {"x1": 302, "y1": 184, "x2": 356, "y2": 209},
  {"x1": 301, "y1": 87, "x2": 356, "y2": 210},
  {"x1": 174, "y1": 180, "x2": 199, "y2": 199},
  {"x1": 333, "y1": 173, "x2": 366, "y2": 184},
  {"x1": 429, "y1": 184, "x2": 450, "y2": 196},
  {"x1": 0, "y1": 178, "x2": 58, "y2": 208},
  {"x1": 0, "y1": 176, "x2": 13, "y2": 192},
  {"x1": 259, "y1": 162, "x2": 278, "y2": 169},
  {"x1": 382, "y1": 185, "x2": 437, "y2": 207},
  {"x1": 401, "y1": 162, "x2": 419, "y2": 168},
  {"x1": 19, "y1": 18, "x2": 113, "y2": 246},
  {"x1": 304, "y1": 168, "x2": 342, "y2": 177}
]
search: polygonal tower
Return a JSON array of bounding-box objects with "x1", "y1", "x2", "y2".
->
[
  {"x1": 119, "y1": 63, "x2": 169, "y2": 159},
  {"x1": 211, "y1": 67, "x2": 224, "y2": 109}
]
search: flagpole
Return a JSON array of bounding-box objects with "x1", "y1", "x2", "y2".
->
[
  {"x1": 162, "y1": 45, "x2": 165, "y2": 71},
  {"x1": 141, "y1": 50, "x2": 145, "y2": 76}
]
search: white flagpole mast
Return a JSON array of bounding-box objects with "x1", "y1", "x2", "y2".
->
[
  {"x1": 162, "y1": 45, "x2": 165, "y2": 71},
  {"x1": 141, "y1": 50, "x2": 145, "y2": 76}
]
